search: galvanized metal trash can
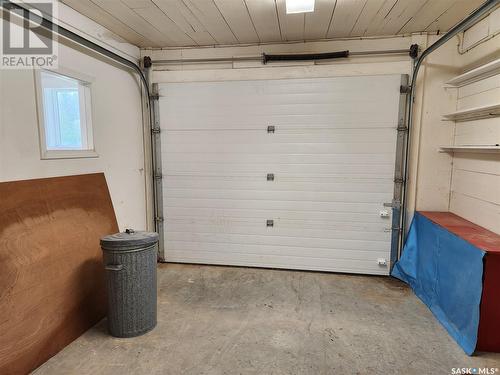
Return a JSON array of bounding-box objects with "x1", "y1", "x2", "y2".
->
[{"x1": 100, "y1": 229, "x2": 159, "y2": 338}]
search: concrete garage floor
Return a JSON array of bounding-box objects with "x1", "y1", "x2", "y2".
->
[{"x1": 34, "y1": 264, "x2": 500, "y2": 375}]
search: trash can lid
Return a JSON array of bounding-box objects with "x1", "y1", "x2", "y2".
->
[{"x1": 100, "y1": 229, "x2": 159, "y2": 250}]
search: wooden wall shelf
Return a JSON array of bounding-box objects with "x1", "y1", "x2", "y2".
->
[
  {"x1": 445, "y1": 58, "x2": 500, "y2": 87},
  {"x1": 442, "y1": 104, "x2": 500, "y2": 122},
  {"x1": 439, "y1": 145, "x2": 500, "y2": 153}
]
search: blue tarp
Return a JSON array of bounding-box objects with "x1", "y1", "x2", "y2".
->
[{"x1": 392, "y1": 212, "x2": 485, "y2": 355}]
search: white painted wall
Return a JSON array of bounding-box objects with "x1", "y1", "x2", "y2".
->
[
  {"x1": 0, "y1": 20, "x2": 147, "y2": 231},
  {"x1": 405, "y1": 11, "x2": 500, "y2": 234},
  {"x1": 406, "y1": 35, "x2": 458, "y2": 219},
  {"x1": 460, "y1": 7, "x2": 500, "y2": 53},
  {"x1": 448, "y1": 12, "x2": 500, "y2": 234}
]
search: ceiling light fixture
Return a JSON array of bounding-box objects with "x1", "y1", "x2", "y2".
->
[{"x1": 286, "y1": 0, "x2": 315, "y2": 14}]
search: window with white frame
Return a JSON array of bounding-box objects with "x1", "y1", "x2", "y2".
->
[{"x1": 36, "y1": 69, "x2": 96, "y2": 159}]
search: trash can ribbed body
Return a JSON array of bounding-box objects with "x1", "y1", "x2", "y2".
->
[{"x1": 100, "y1": 230, "x2": 159, "y2": 338}]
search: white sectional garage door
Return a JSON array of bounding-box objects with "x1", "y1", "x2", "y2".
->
[{"x1": 158, "y1": 75, "x2": 402, "y2": 275}]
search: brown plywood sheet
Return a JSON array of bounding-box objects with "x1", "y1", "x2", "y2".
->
[{"x1": 0, "y1": 173, "x2": 118, "y2": 375}]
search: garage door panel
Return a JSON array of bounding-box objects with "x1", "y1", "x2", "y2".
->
[
  {"x1": 159, "y1": 75, "x2": 402, "y2": 274},
  {"x1": 163, "y1": 153, "x2": 394, "y2": 165},
  {"x1": 165, "y1": 128, "x2": 396, "y2": 145},
  {"x1": 159, "y1": 76, "x2": 398, "y2": 97},
  {"x1": 165, "y1": 197, "x2": 385, "y2": 214},
  {"x1": 160, "y1": 89, "x2": 384, "y2": 105},
  {"x1": 166, "y1": 227, "x2": 390, "y2": 246},
  {"x1": 166, "y1": 241, "x2": 390, "y2": 259},
  {"x1": 261, "y1": 76, "x2": 401, "y2": 94},
  {"x1": 163, "y1": 89, "x2": 395, "y2": 103},
  {"x1": 165, "y1": 172, "x2": 394, "y2": 181},
  {"x1": 165, "y1": 162, "x2": 395, "y2": 177},
  {"x1": 165, "y1": 249, "x2": 389, "y2": 275},
  {"x1": 165, "y1": 207, "x2": 386, "y2": 223},
  {"x1": 166, "y1": 234, "x2": 391, "y2": 252},
  {"x1": 164, "y1": 177, "x2": 394, "y2": 193},
  {"x1": 165, "y1": 233, "x2": 391, "y2": 250},
  {"x1": 164, "y1": 103, "x2": 394, "y2": 117},
  {"x1": 163, "y1": 100, "x2": 393, "y2": 114},
  {"x1": 164, "y1": 188, "x2": 392, "y2": 203},
  {"x1": 165, "y1": 215, "x2": 390, "y2": 234},
  {"x1": 162, "y1": 92, "x2": 396, "y2": 106},
  {"x1": 163, "y1": 119, "x2": 395, "y2": 131},
  {"x1": 164, "y1": 116, "x2": 395, "y2": 130},
  {"x1": 164, "y1": 142, "x2": 396, "y2": 155}
]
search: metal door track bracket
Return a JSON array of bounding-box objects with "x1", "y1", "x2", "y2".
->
[
  {"x1": 409, "y1": 44, "x2": 419, "y2": 59},
  {"x1": 152, "y1": 128, "x2": 161, "y2": 134},
  {"x1": 400, "y1": 85, "x2": 412, "y2": 94},
  {"x1": 385, "y1": 226, "x2": 402, "y2": 233},
  {"x1": 150, "y1": 94, "x2": 159, "y2": 101},
  {"x1": 143, "y1": 56, "x2": 153, "y2": 68}
]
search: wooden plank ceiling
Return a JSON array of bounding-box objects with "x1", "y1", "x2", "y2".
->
[{"x1": 61, "y1": 0, "x2": 485, "y2": 48}]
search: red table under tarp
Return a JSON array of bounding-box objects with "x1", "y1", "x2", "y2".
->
[{"x1": 420, "y1": 211, "x2": 500, "y2": 352}]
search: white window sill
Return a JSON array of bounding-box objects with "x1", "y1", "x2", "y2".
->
[{"x1": 41, "y1": 149, "x2": 99, "y2": 160}]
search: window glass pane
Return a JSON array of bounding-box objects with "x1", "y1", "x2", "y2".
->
[
  {"x1": 40, "y1": 71, "x2": 89, "y2": 150},
  {"x1": 56, "y1": 89, "x2": 81, "y2": 148}
]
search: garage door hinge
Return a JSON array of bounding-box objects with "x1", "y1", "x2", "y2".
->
[
  {"x1": 150, "y1": 93, "x2": 160, "y2": 101},
  {"x1": 384, "y1": 200, "x2": 401, "y2": 208},
  {"x1": 155, "y1": 216, "x2": 164, "y2": 223},
  {"x1": 384, "y1": 227, "x2": 401, "y2": 232},
  {"x1": 400, "y1": 85, "x2": 411, "y2": 94},
  {"x1": 152, "y1": 127, "x2": 161, "y2": 134},
  {"x1": 397, "y1": 121, "x2": 408, "y2": 132},
  {"x1": 154, "y1": 173, "x2": 163, "y2": 180},
  {"x1": 267, "y1": 125, "x2": 275, "y2": 133},
  {"x1": 394, "y1": 177, "x2": 405, "y2": 184}
]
